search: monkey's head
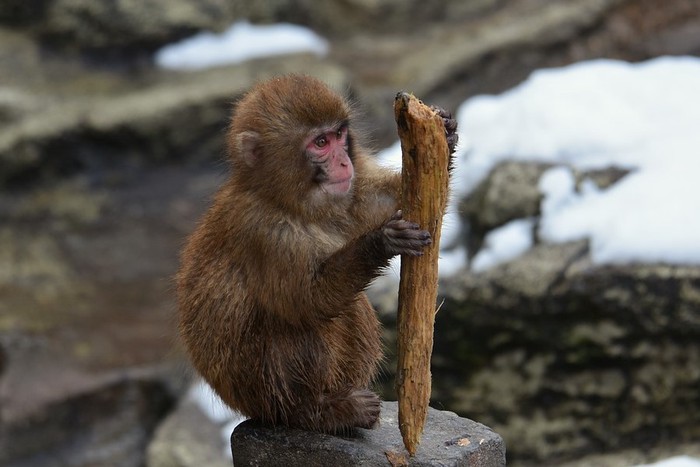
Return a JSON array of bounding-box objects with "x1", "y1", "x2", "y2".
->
[{"x1": 227, "y1": 74, "x2": 356, "y2": 216}]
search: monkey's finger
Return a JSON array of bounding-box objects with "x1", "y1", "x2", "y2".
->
[
  {"x1": 403, "y1": 249, "x2": 426, "y2": 257},
  {"x1": 430, "y1": 105, "x2": 458, "y2": 136},
  {"x1": 389, "y1": 241, "x2": 427, "y2": 257},
  {"x1": 385, "y1": 225, "x2": 431, "y2": 241},
  {"x1": 430, "y1": 105, "x2": 451, "y2": 119},
  {"x1": 443, "y1": 117, "x2": 458, "y2": 133},
  {"x1": 384, "y1": 234, "x2": 432, "y2": 254},
  {"x1": 385, "y1": 247, "x2": 424, "y2": 257},
  {"x1": 447, "y1": 133, "x2": 459, "y2": 151},
  {"x1": 386, "y1": 218, "x2": 421, "y2": 231}
]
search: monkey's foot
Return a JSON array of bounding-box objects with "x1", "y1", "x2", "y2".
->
[
  {"x1": 314, "y1": 388, "x2": 381, "y2": 432},
  {"x1": 347, "y1": 388, "x2": 381, "y2": 429}
]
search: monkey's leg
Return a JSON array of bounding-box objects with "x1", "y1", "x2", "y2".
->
[{"x1": 319, "y1": 388, "x2": 381, "y2": 431}]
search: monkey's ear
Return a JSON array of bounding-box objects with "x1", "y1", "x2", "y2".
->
[{"x1": 236, "y1": 131, "x2": 261, "y2": 167}]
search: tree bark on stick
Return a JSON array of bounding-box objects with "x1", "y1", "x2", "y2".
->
[{"x1": 394, "y1": 92, "x2": 451, "y2": 456}]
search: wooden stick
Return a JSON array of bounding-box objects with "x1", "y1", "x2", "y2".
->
[{"x1": 394, "y1": 92, "x2": 451, "y2": 456}]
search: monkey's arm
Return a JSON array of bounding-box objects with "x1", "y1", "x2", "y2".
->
[
  {"x1": 314, "y1": 216, "x2": 430, "y2": 319},
  {"x1": 312, "y1": 214, "x2": 430, "y2": 312},
  {"x1": 250, "y1": 213, "x2": 428, "y2": 323}
]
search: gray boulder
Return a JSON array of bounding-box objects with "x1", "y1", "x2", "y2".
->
[
  {"x1": 0, "y1": 58, "x2": 347, "y2": 185},
  {"x1": 0, "y1": 0, "x2": 237, "y2": 54},
  {"x1": 232, "y1": 401, "x2": 505, "y2": 467},
  {"x1": 0, "y1": 361, "x2": 182, "y2": 467},
  {"x1": 459, "y1": 162, "x2": 630, "y2": 257},
  {"x1": 147, "y1": 399, "x2": 232, "y2": 467},
  {"x1": 425, "y1": 157, "x2": 700, "y2": 463},
  {"x1": 148, "y1": 397, "x2": 506, "y2": 467},
  {"x1": 434, "y1": 247, "x2": 700, "y2": 463}
]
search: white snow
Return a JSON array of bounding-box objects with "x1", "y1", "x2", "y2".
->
[
  {"x1": 155, "y1": 21, "x2": 329, "y2": 70},
  {"x1": 157, "y1": 29, "x2": 700, "y2": 272},
  {"x1": 453, "y1": 55, "x2": 700, "y2": 268},
  {"x1": 188, "y1": 379, "x2": 239, "y2": 423},
  {"x1": 634, "y1": 456, "x2": 700, "y2": 467},
  {"x1": 471, "y1": 218, "x2": 535, "y2": 272},
  {"x1": 376, "y1": 141, "x2": 402, "y2": 170},
  {"x1": 379, "y1": 56, "x2": 700, "y2": 274},
  {"x1": 538, "y1": 166, "x2": 579, "y2": 216},
  {"x1": 188, "y1": 380, "x2": 246, "y2": 459}
]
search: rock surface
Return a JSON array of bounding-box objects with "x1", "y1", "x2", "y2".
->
[
  {"x1": 147, "y1": 400, "x2": 232, "y2": 467},
  {"x1": 459, "y1": 162, "x2": 630, "y2": 257},
  {"x1": 425, "y1": 163, "x2": 700, "y2": 464},
  {"x1": 232, "y1": 401, "x2": 505, "y2": 467},
  {"x1": 1, "y1": 0, "x2": 699, "y2": 465},
  {"x1": 0, "y1": 0, "x2": 238, "y2": 56},
  {"x1": 0, "y1": 364, "x2": 181, "y2": 466},
  {"x1": 436, "y1": 258, "x2": 700, "y2": 463},
  {"x1": 375, "y1": 161, "x2": 700, "y2": 465},
  {"x1": 460, "y1": 161, "x2": 552, "y2": 256},
  {"x1": 0, "y1": 57, "x2": 347, "y2": 185},
  {"x1": 0, "y1": 167, "x2": 209, "y2": 466}
]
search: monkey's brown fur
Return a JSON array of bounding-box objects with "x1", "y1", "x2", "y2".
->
[{"x1": 177, "y1": 75, "x2": 407, "y2": 432}]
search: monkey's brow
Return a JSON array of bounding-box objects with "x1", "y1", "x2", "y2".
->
[{"x1": 310, "y1": 120, "x2": 349, "y2": 135}]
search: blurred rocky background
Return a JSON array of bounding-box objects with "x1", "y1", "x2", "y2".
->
[{"x1": 1, "y1": 0, "x2": 699, "y2": 466}]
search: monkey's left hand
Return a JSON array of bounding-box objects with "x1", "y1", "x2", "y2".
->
[
  {"x1": 380, "y1": 210, "x2": 432, "y2": 258},
  {"x1": 431, "y1": 105, "x2": 458, "y2": 155}
]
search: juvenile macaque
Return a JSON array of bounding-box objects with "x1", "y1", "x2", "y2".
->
[{"x1": 177, "y1": 75, "x2": 457, "y2": 432}]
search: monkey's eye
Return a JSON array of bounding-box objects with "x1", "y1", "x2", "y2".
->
[
  {"x1": 315, "y1": 135, "x2": 328, "y2": 148},
  {"x1": 337, "y1": 125, "x2": 348, "y2": 140}
]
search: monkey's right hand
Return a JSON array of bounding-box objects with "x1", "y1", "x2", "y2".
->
[{"x1": 380, "y1": 210, "x2": 432, "y2": 257}]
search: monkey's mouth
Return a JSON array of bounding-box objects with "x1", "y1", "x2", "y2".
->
[{"x1": 323, "y1": 177, "x2": 353, "y2": 194}]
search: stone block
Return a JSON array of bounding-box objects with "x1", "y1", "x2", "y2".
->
[{"x1": 231, "y1": 401, "x2": 505, "y2": 466}]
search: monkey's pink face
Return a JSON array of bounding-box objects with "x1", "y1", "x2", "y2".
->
[{"x1": 306, "y1": 124, "x2": 354, "y2": 195}]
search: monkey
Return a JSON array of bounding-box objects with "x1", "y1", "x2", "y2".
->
[{"x1": 177, "y1": 74, "x2": 458, "y2": 433}]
